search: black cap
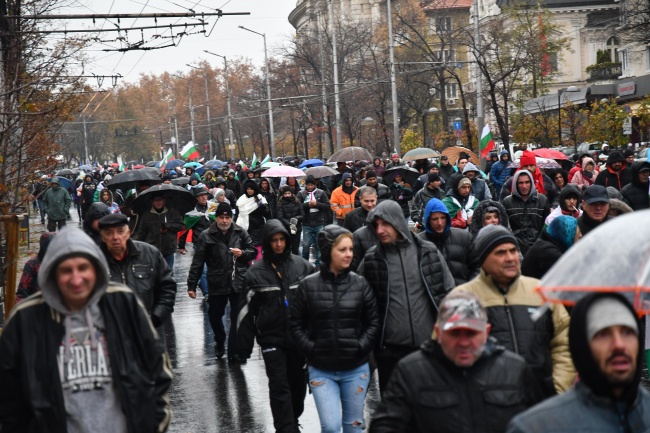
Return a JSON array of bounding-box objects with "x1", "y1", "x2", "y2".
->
[
  {"x1": 583, "y1": 185, "x2": 610, "y2": 204},
  {"x1": 98, "y1": 213, "x2": 129, "y2": 229},
  {"x1": 366, "y1": 170, "x2": 377, "y2": 179},
  {"x1": 441, "y1": 155, "x2": 448, "y2": 160},
  {"x1": 215, "y1": 202, "x2": 233, "y2": 217},
  {"x1": 305, "y1": 175, "x2": 317, "y2": 185},
  {"x1": 428, "y1": 173, "x2": 441, "y2": 183},
  {"x1": 624, "y1": 148, "x2": 635, "y2": 158},
  {"x1": 193, "y1": 186, "x2": 209, "y2": 197}
]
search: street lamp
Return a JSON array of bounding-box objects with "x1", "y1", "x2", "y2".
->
[
  {"x1": 187, "y1": 63, "x2": 214, "y2": 159},
  {"x1": 239, "y1": 25, "x2": 276, "y2": 158},
  {"x1": 422, "y1": 107, "x2": 439, "y2": 147},
  {"x1": 203, "y1": 50, "x2": 237, "y2": 161},
  {"x1": 558, "y1": 85, "x2": 579, "y2": 147}
]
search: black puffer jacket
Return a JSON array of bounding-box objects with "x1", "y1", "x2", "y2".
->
[
  {"x1": 419, "y1": 229, "x2": 474, "y2": 286},
  {"x1": 358, "y1": 203, "x2": 455, "y2": 348},
  {"x1": 238, "y1": 221, "x2": 314, "y2": 357},
  {"x1": 355, "y1": 182, "x2": 390, "y2": 206},
  {"x1": 83, "y1": 202, "x2": 110, "y2": 246},
  {"x1": 276, "y1": 196, "x2": 304, "y2": 231},
  {"x1": 134, "y1": 206, "x2": 184, "y2": 256},
  {"x1": 502, "y1": 171, "x2": 550, "y2": 253},
  {"x1": 187, "y1": 222, "x2": 256, "y2": 296},
  {"x1": 520, "y1": 230, "x2": 566, "y2": 280},
  {"x1": 621, "y1": 160, "x2": 650, "y2": 210},
  {"x1": 351, "y1": 224, "x2": 378, "y2": 271},
  {"x1": 369, "y1": 339, "x2": 541, "y2": 433},
  {"x1": 101, "y1": 239, "x2": 177, "y2": 326},
  {"x1": 343, "y1": 206, "x2": 370, "y2": 233},
  {"x1": 290, "y1": 226, "x2": 379, "y2": 371},
  {"x1": 595, "y1": 151, "x2": 632, "y2": 191}
]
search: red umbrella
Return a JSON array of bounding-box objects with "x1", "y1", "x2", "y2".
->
[
  {"x1": 132, "y1": 164, "x2": 146, "y2": 169},
  {"x1": 532, "y1": 148, "x2": 568, "y2": 160},
  {"x1": 109, "y1": 162, "x2": 119, "y2": 167}
]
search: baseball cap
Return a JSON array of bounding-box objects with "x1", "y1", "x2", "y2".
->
[
  {"x1": 583, "y1": 185, "x2": 609, "y2": 204},
  {"x1": 437, "y1": 292, "x2": 488, "y2": 332}
]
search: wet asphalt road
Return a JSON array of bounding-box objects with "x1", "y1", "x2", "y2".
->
[{"x1": 164, "y1": 247, "x2": 381, "y2": 433}]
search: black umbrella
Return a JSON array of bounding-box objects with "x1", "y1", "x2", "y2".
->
[
  {"x1": 107, "y1": 167, "x2": 161, "y2": 191},
  {"x1": 131, "y1": 184, "x2": 197, "y2": 215},
  {"x1": 171, "y1": 177, "x2": 190, "y2": 186},
  {"x1": 327, "y1": 146, "x2": 373, "y2": 163},
  {"x1": 56, "y1": 169, "x2": 75, "y2": 176},
  {"x1": 383, "y1": 165, "x2": 420, "y2": 187}
]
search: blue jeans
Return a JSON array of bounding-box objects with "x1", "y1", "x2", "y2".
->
[
  {"x1": 37, "y1": 199, "x2": 46, "y2": 223},
  {"x1": 198, "y1": 263, "x2": 208, "y2": 297},
  {"x1": 302, "y1": 225, "x2": 322, "y2": 266},
  {"x1": 308, "y1": 363, "x2": 370, "y2": 433},
  {"x1": 164, "y1": 253, "x2": 174, "y2": 276}
]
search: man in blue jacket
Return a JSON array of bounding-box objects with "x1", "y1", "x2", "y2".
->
[{"x1": 489, "y1": 151, "x2": 511, "y2": 200}]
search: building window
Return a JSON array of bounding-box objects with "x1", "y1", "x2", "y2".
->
[
  {"x1": 429, "y1": 82, "x2": 459, "y2": 100},
  {"x1": 432, "y1": 49, "x2": 456, "y2": 63},
  {"x1": 548, "y1": 53, "x2": 558, "y2": 72},
  {"x1": 620, "y1": 49, "x2": 628, "y2": 71},
  {"x1": 436, "y1": 17, "x2": 452, "y2": 31},
  {"x1": 606, "y1": 37, "x2": 620, "y2": 63}
]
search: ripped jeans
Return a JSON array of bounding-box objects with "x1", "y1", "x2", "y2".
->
[{"x1": 308, "y1": 363, "x2": 370, "y2": 433}]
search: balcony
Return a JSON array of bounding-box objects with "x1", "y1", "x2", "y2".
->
[{"x1": 586, "y1": 62, "x2": 622, "y2": 82}]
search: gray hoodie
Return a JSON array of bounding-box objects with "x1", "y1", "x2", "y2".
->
[{"x1": 38, "y1": 227, "x2": 128, "y2": 433}]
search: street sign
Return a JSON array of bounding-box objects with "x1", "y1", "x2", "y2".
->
[
  {"x1": 623, "y1": 117, "x2": 632, "y2": 135},
  {"x1": 453, "y1": 121, "x2": 462, "y2": 131}
]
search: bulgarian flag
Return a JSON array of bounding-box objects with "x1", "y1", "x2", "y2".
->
[
  {"x1": 251, "y1": 153, "x2": 258, "y2": 169},
  {"x1": 238, "y1": 160, "x2": 248, "y2": 170},
  {"x1": 161, "y1": 148, "x2": 175, "y2": 166},
  {"x1": 479, "y1": 125, "x2": 496, "y2": 159},
  {"x1": 117, "y1": 155, "x2": 126, "y2": 171},
  {"x1": 261, "y1": 154, "x2": 271, "y2": 166},
  {"x1": 180, "y1": 141, "x2": 200, "y2": 161}
]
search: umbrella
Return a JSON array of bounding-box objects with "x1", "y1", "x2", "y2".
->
[
  {"x1": 536, "y1": 210, "x2": 650, "y2": 314},
  {"x1": 109, "y1": 163, "x2": 120, "y2": 167},
  {"x1": 165, "y1": 159, "x2": 185, "y2": 170},
  {"x1": 107, "y1": 167, "x2": 161, "y2": 191},
  {"x1": 261, "y1": 166, "x2": 307, "y2": 178},
  {"x1": 132, "y1": 165, "x2": 145, "y2": 169},
  {"x1": 299, "y1": 158, "x2": 325, "y2": 168},
  {"x1": 131, "y1": 184, "x2": 197, "y2": 215},
  {"x1": 441, "y1": 146, "x2": 479, "y2": 166},
  {"x1": 171, "y1": 177, "x2": 190, "y2": 186},
  {"x1": 532, "y1": 148, "x2": 569, "y2": 160},
  {"x1": 304, "y1": 165, "x2": 338, "y2": 178},
  {"x1": 383, "y1": 165, "x2": 420, "y2": 186},
  {"x1": 203, "y1": 160, "x2": 226, "y2": 170},
  {"x1": 261, "y1": 161, "x2": 282, "y2": 169},
  {"x1": 184, "y1": 162, "x2": 202, "y2": 168},
  {"x1": 402, "y1": 147, "x2": 441, "y2": 161},
  {"x1": 56, "y1": 169, "x2": 75, "y2": 177},
  {"x1": 328, "y1": 146, "x2": 373, "y2": 163},
  {"x1": 49, "y1": 176, "x2": 73, "y2": 191},
  {"x1": 76, "y1": 164, "x2": 93, "y2": 171},
  {"x1": 145, "y1": 161, "x2": 160, "y2": 168},
  {"x1": 508, "y1": 157, "x2": 561, "y2": 170}
]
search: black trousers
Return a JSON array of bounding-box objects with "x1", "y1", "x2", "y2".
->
[
  {"x1": 289, "y1": 229, "x2": 301, "y2": 256},
  {"x1": 262, "y1": 347, "x2": 306, "y2": 433},
  {"x1": 207, "y1": 293, "x2": 240, "y2": 355},
  {"x1": 375, "y1": 345, "x2": 418, "y2": 393},
  {"x1": 47, "y1": 219, "x2": 67, "y2": 232}
]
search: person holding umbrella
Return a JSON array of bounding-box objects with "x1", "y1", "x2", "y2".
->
[{"x1": 134, "y1": 192, "x2": 185, "y2": 273}]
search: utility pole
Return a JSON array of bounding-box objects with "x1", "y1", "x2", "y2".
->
[
  {"x1": 188, "y1": 83, "x2": 196, "y2": 144},
  {"x1": 329, "y1": 0, "x2": 342, "y2": 152},
  {"x1": 82, "y1": 114, "x2": 89, "y2": 164},
  {"x1": 239, "y1": 26, "x2": 276, "y2": 158},
  {"x1": 386, "y1": 0, "x2": 401, "y2": 155},
  {"x1": 204, "y1": 50, "x2": 235, "y2": 160},
  {"x1": 473, "y1": 0, "x2": 485, "y2": 169},
  {"x1": 188, "y1": 63, "x2": 214, "y2": 158},
  {"x1": 317, "y1": 7, "x2": 331, "y2": 158}
]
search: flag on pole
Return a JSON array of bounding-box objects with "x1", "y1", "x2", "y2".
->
[
  {"x1": 180, "y1": 141, "x2": 200, "y2": 161},
  {"x1": 479, "y1": 125, "x2": 496, "y2": 159},
  {"x1": 117, "y1": 155, "x2": 126, "y2": 171},
  {"x1": 161, "y1": 148, "x2": 175, "y2": 166},
  {"x1": 251, "y1": 153, "x2": 258, "y2": 169},
  {"x1": 261, "y1": 154, "x2": 271, "y2": 166},
  {"x1": 238, "y1": 160, "x2": 248, "y2": 170}
]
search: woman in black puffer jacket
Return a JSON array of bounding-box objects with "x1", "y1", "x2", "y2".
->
[{"x1": 290, "y1": 225, "x2": 378, "y2": 433}]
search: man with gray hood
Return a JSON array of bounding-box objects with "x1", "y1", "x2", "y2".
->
[
  {"x1": 463, "y1": 162, "x2": 492, "y2": 201},
  {"x1": 0, "y1": 227, "x2": 173, "y2": 432},
  {"x1": 358, "y1": 200, "x2": 455, "y2": 392}
]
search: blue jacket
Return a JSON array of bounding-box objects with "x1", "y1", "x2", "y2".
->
[{"x1": 490, "y1": 151, "x2": 511, "y2": 189}]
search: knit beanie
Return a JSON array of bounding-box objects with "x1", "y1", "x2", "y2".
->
[
  {"x1": 305, "y1": 175, "x2": 317, "y2": 185},
  {"x1": 586, "y1": 297, "x2": 638, "y2": 341},
  {"x1": 428, "y1": 173, "x2": 441, "y2": 183},
  {"x1": 366, "y1": 170, "x2": 377, "y2": 179},
  {"x1": 457, "y1": 177, "x2": 472, "y2": 191},
  {"x1": 519, "y1": 150, "x2": 537, "y2": 167},
  {"x1": 215, "y1": 202, "x2": 233, "y2": 217},
  {"x1": 473, "y1": 224, "x2": 518, "y2": 265}
]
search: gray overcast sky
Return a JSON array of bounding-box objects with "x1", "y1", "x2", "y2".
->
[{"x1": 58, "y1": 0, "x2": 297, "y2": 84}]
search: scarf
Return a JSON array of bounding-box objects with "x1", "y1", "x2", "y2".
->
[{"x1": 236, "y1": 193, "x2": 267, "y2": 230}]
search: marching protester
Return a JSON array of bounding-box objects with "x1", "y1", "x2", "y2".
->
[
  {"x1": 236, "y1": 179, "x2": 270, "y2": 261},
  {"x1": 442, "y1": 174, "x2": 479, "y2": 229},
  {"x1": 0, "y1": 228, "x2": 172, "y2": 432},
  {"x1": 42, "y1": 176, "x2": 72, "y2": 232},
  {"x1": 238, "y1": 220, "x2": 315, "y2": 433},
  {"x1": 276, "y1": 185, "x2": 305, "y2": 255},
  {"x1": 290, "y1": 225, "x2": 379, "y2": 433},
  {"x1": 15, "y1": 232, "x2": 55, "y2": 302},
  {"x1": 296, "y1": 175, "x2": 330, "y2": 267},
  {"x1": 330, "y1": 173, "x2": 359, "y2": 226},
  {"x1": 344, "y1": 185, "x2": 377, "y2": 233},
  {"x1": 83, "y1": 202, "x2": 110, "y2": 246}
]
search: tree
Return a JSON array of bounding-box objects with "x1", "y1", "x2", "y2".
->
[{"x1": 585, "y1": 99, "x2": 629, "y2": 149}]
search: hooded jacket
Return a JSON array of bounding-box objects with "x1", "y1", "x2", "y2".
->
[
  {"x1": 453, "y1": 270, "x2": 574, "y2": 397},
  {"x1": 468, "y1": 200, "x2": 510, "y2": 239},
  {"x1": 569, "y1": 156, "x2": 597, "y2": 188},
  {"x1": 544, "y1": 184, "x2": 582, "y2": 226},
  {"x1": 419, "y1": 198, "x2": 477, "y2": 286},
  {"x1": 83, "y1": 202, "x2": 110, "y2": 246},
  {"x1": 489, "y1": 150, "x2": 511, "y2": 193},
  {"x1": 370, "y1": 339, "x2": 541, "y2": 433},
  {"x1": 187, "y1": 220, "x2": 257, "y2": 296},
  {"x1": 330, "y1": 173, "x2": 359, "y2": 220},
  {"x1": 508, "y1": 293, "x2": 650, "y2": 433},
  {"x1": 238, "y1": 220, "x2": 315, "y2": 357},
  {"x1": 521, "y1": 215, "x2": 579, "y2": 280},
  {"x1": 42, "y1": 178, "x2": 72, "y2": 221},
  {"x1": 358, "y1": 201, "x2": 455, "y2": 350},
  {"x1": 411, "y1": 183, "x2": 445, "y2": 224},
  {"x1": 442, "y1": 174, "x2": 479, "y2": 228},
  {"x1": 463, "y1": 162, "x2": 492, "y2": 201},
  {"x1": 80, "y1": 175, "x2": 97, "y2": 207},
  {"x1": 621, "y1": 160, "x2": 650, "y2": 210},
  {"x1": 290, "y1": 225, "x2": 379, "y2": 371},
  {"x1": 0, "y1": 228, "x2": 172, "y2": 433},
  {"x1": 276, "y1": 190, "x2": 305, "y2": 232},
  {"x1": 595, "y1": 150, "x2": 632, "y2": 190},
  {"x1": 235, "y1": 179, "x2": 270, "y2": 245},
  {"x1": 502, "y1": 171, "x2": 551, "y2": 251},
  {"x1": 134, "y1": 204, "x2": 185, "y2": 256},
  {"x1": 16, "y1": 232, "x2": 55, "y2": 302}
]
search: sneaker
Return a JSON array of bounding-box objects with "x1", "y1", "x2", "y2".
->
[
  {"x1": 215, "y1": 342, "x2": 225, "y2": 359},
  {"x1": 228, "y1": 354, "x2": 247, "y2": 364}
]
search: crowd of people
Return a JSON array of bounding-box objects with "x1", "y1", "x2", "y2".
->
[{"x1": 3, "y1": 146, "x2": 649, "y2": 433}]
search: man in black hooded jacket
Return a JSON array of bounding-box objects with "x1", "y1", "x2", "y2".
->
[
  {"x1": 508, "y1": 293, "x2": 650, "y2": 433},
  {"x1": 238, "y1": 220, "x2": 314, "y2": 433},
  {"x1": 621, "y1": 160, "x2": 650, "y2": 210},
  {"x1": 595, "y1": 150, "x2": 632, "y2": 191}
]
